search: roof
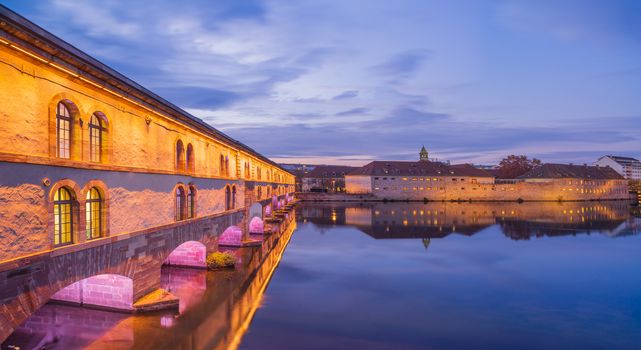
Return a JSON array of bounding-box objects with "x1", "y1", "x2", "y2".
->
[
  {"x1": 304, "y1": 165, "x2": 358, "y2": 178},
  {"x1": 603, "y1": 155, "x2": 641, "y2": 165},
  {"x1": 347, "y1": 161, "x2": 493, "y2": 177},
  {"x1": 0, "y1": 5, "x2": 289, "y2": 175},
  {"x1": 518, "y1": 163, "x2": 624, "y2": 180}
]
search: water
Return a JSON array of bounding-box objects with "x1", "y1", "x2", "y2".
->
[
  {"x1": 3, "y1": 201, "x2": 640, "y2": 349},
  {"x1": 240, "y1": 201, "x2": 641, "y2": 350}
]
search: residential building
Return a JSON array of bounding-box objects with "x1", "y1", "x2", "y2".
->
[
  {"x1": 594, "y1": 155, "x2": 641, "y2": 180},
  {"x1": 302, "y1": 165, "x2": 358, "y2": 192}
]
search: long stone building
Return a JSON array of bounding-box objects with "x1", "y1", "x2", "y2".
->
[
  {"x1": 0, "y1": 5, "x2": 295, "y2": 341},
  {"x1": 345, "y1": 148, "x2": 629, "y2": 201}
]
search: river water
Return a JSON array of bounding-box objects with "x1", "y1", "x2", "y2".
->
[{"x1": 2, "y1": 201, "x2": 641, "y2": 350}]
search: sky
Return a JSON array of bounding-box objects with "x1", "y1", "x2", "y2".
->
[{"x1": 2, "y1": 0, "x2": 640, "y2": 166}]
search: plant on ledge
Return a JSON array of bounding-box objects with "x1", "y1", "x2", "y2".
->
[{"x1": 207, "y1": 251, "x2": 236, "y2": 269}]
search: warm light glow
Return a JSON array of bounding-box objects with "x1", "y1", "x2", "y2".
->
[{"x1": 10, "y1": 44, "x2": 49, "y2": 63}]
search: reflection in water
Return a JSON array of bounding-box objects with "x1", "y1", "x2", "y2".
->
[
  {"x1": 2, "y1": 217, "x2": 297, "y2": 350},
  {"x1": 240, "y1": 201, "x2": 641, "y2": 350},
  {"x1": 299, "y1": 201, "x2": 640, "y2": 240}
]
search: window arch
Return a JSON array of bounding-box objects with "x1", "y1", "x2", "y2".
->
[
  {"x1": 232, "y1": 186, "x2": 237, "y2": 209},
  {"x1": 220, "y1": 155, "x2": 225, "y2": 176},
  {"x1": 56, "y1": 102, "x2": 72, "y2": 159},
  {"x1": 225, "y1": 156, "x2": 230, "y2": 177},
  {"x1": 89, "y1": 112, "x2": 106, "y2": 163},
  {"x1": 187, "y1": 186, "x2": 195, "y2": 218},
  {"x1": 245, "y1": 162, "x2": 250, "y2": 179},
  {"x1": 175, "y1": 186, "x2": 186, "y2": 221},
  {"x1": 186, "y1": 143, "x2": 194, "y2": 173},
  {"x1": 176, "y1": 140, "x2": 185, "y2": 171},
  {"x1": 257, "y1": 186, "x2": 262, "y2": 200},
  {"x1": 85, "y1": 187, "x2": 102, "y2": 240},
  {"x1": 53, "y1": 187, "x2": 74, "y2": 246},
  {"x1": 225, "y1": 185, "x2": 231, "y2": 211}
]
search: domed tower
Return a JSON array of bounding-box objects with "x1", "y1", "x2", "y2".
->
[{"x1": 419, "y1": 145, "x2": 429, "y2": 161}]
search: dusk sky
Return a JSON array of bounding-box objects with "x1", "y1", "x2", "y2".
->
[{"x1": 3, "y1": 0, "x2": 640, "y2": 166}]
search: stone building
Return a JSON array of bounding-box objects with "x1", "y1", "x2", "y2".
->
[
  {"x1": 345, "y1": 148, "x2": 628, "y2": 201},
  {"x1": 0, "y1": 6, "x2": 296, "y2": 337},
  {"x1": 594, "y1": 155, "x2": 641, "y2": 180},
  {"x1": 301, "y1": 165, "x2": 358, "y2": 192}
]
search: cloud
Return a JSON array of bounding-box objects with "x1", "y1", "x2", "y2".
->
[
  {"x1": 335, "y1": 108, "x2": 370, "y2": 116},
  {"x1": 332, "y1": 90, "x2": 359, "y2": 100},
  {"x1": 5, "y1": 0, "x2": 639, "y2": 165},
  {"x1": 371, "y1": 50, "x2": 430, "y2": 77}
]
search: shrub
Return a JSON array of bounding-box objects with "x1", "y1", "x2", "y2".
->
[{"x1": 207, "y1": 251, "x2": 236, "y2": 269}]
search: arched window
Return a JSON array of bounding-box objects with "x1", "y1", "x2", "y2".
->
[
  {"x1": 175, "y1": 186, "x2": 186, "y2": 221},
  {"x1": 89, "y1": 113, "x2": 106, "y2": 163},
  {"x1": 225, "y1": 156, "x2": 230, "y2": 177},
  {"x1": 257, "y1": 186, "x2": 262, "y2": 200},
  {"x1": 220, "y1": 155, "x2": 225, "y2": 176},
  {"x1": 245, "y1": 162, "x2": 250, "y2": 179},
  {"x1": 85, "y1": 187, "x2": 102, "y2": 240},
  {"x1": 225, "y1": 185, "x2": 231, "y2": 210},
  {"x1": 232, "y1": 186, "x2": 237, "y2": 209},
  {"x1": 186, "y1": 143, "x2": 194, "y2": 172},
  {"x1": 176, "y1": 140, "x2": 185, "y2": 171},
  {"x1": 187, "y1": 186, "x2": 195, "y2": 218},
  {"x1": 56, "y1": 102, "x2": 72, "y2": 159},
  {"x1": 53, "y1": 187, "x2": 74, "y2": 246},
  {"x1": 257, "y1": 167, "x2": 262, "y2": 180}
]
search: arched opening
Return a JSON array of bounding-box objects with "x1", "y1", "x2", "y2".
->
[
  {"x1": 53, "y1": 187, "x2": 75, "y2": 246},
  {"x1": 219, "y1": 226, "x2": 243, "y2": 247},
  {"x1": 249, "y1": 217, "x2": 264, "y2": 234},
  {"x1": 186, "y1": 143, "x2": 194, "y2": 172},
  {"x1": 220, "y1": 154, "x2": 226, "y2": 176},
  {"x1": 187, "y1": 185, "x2": 196, "y2": 218},
  {"x1": 176, "y1": 140, "x2": 185, "y2": 171},
  {"x1": 89, "y1": 112, "x2": 107, "y2": 163},
  {"x1": 85, "y1": 187, "x2": 103, "y2": 240},
  {"x1": 163, "y1": 240, "x2": 206, "y2": 268},
  {"x1": 265, "y1": 204, "x2": 272, "y2": 217},
  {"x1": 50, "y1": 274, "x2": 134, "y2": 311},
  {"x1": 175, "y1": 186, "x2": 186, "y2": 221},
  {"x1": 225, "y1": 185, "x2": 231, "y2": 211},
  {"x1": 225, "y1": 156, "x2": 230, "y2": 177},
  {"x1": 232, "y1": 186, "x2": 237, "y2": 209},
  {"x1": 257, "y1": 186, "x2": 262, "y2": 200}
]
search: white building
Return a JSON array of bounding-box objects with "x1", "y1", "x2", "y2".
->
[{"x1": 594, "y1": 155, "x2": 641, "y2": 180}]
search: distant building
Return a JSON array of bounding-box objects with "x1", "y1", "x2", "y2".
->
[
  {"x1": 345, "y1": 147, "x2": 628, "y2": 201},
  {"x1": 279, "y1": 163, "x2": 317, "y2": 192},
  {"x1": 302, "y1": 165, "x2": 358, "y2": 192},
  {"x1": 594, "y1": 155, "x2": 641, "y2": 180}
]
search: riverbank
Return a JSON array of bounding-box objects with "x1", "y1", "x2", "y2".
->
[{"x1": 295, "y1": 192, "x2": 636, "y2": 203}]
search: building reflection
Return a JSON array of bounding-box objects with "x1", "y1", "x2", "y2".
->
[{"x1": 297, "y1": 201, "x2": 640, "y2": 240}]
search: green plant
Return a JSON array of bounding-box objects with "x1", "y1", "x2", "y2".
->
[{"x1": 207, "y1": 251, "x2": 236, "y2": 269}]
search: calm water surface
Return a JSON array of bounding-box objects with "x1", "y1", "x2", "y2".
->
[
  {"x1": 240, "y1": 201, "x2": 641, "y2": 350},
  {"x1": 3, "y1": 201, "x2": 640, "y2": 350}
]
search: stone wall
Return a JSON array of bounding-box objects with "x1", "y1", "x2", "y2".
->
[{"x1": 0, "y1": 161, "x2": 245, "y2": 262}]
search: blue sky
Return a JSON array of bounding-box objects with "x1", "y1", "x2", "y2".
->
[{"x1": 3, "y1": 0, "x2": 640, "y2": 165}]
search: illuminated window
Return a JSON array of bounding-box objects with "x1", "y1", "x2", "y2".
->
[
  {"x1": 187, "y1": 186, "x2": 196, "y2": 218},
  {"x1": 53, "y1": 187, "x2": 73, "y2": 246},
  {"x1": 175, "y1": 186, "x2": 186, "y2": 221},
  {"x1": 89, "y1": 113, "x2": 105, "y2": 163},
  {"x1": 85, "y1": 187, "x2": 102, "y2": 240},
  {"x1": 56, "y1": 102, "x2": 72, "y2": 159}
]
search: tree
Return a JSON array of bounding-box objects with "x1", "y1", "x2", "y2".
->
[{"x1": 496, "y1": 155, "x2": 541, "y2": 179}]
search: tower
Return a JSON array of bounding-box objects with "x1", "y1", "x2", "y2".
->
[{"x1": 419, "y1": 145, "x2": 429, "y2": 161}]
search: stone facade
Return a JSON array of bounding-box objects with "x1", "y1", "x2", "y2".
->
[{"x1": 346, "y1": 161, "x2": 629, "y2": 201}]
